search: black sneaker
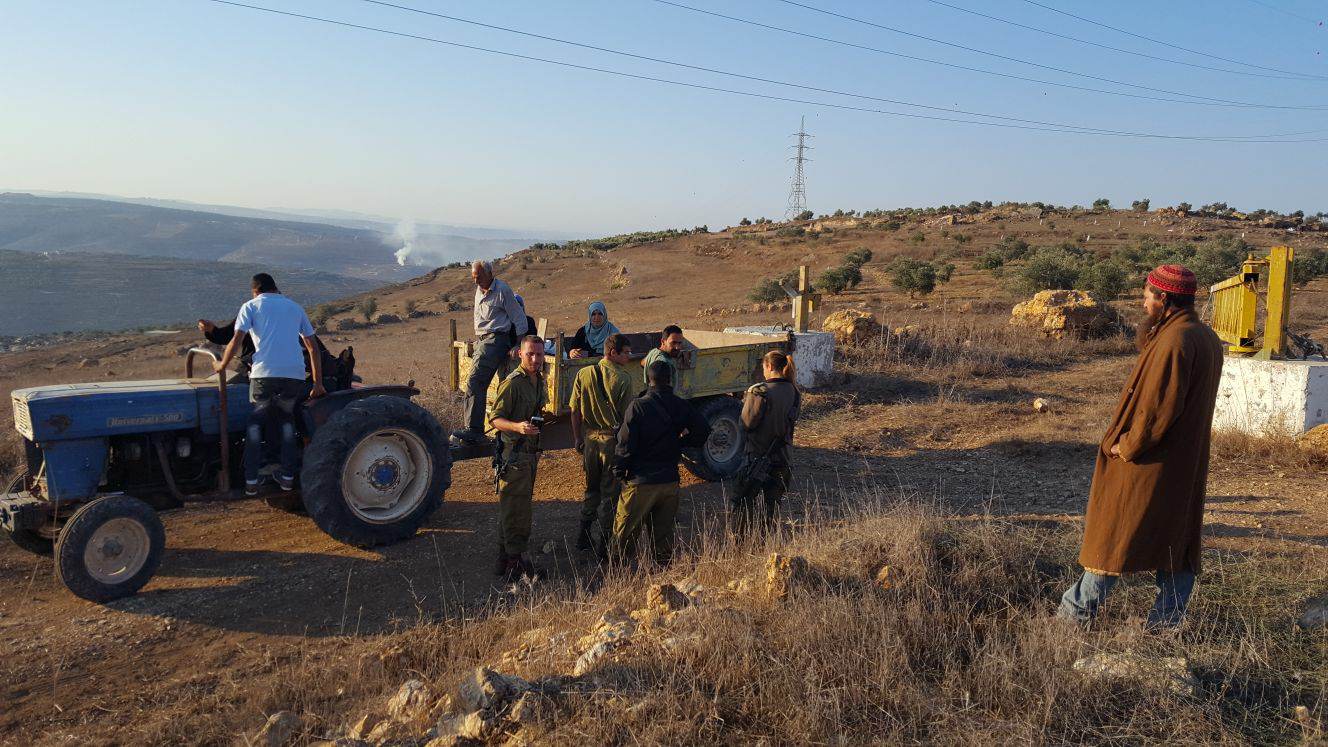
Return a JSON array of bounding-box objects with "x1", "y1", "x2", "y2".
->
[
  {"x1": 244, "y1": 481, "x2": 260, "y2": 497},
  {"x1": 277, "y1": 474, "x2": 295, "y2": 491}
]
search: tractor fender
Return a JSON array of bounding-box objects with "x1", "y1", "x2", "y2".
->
[{"x1": 301, "y1": 385, "x2": 419, "y2": 436}]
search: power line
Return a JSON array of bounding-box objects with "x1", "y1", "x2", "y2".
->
[
  {"x1": 652, "y1": 0, "x2": 1328, "y2": 110},
  {"x1": 920, "y1": 0, "x2": 1315, "y2": 80},
  {"x1": 1019, "y1": 0, "x2": 1328, "y2": 80},
  {"x1": 767, "y1": 0, "x2": 1328, "y2": 101},
  {"x1": 350, "y1": 0, "x2": 1307, "y2": 135},
  {"x1": 199, "y1": 0, "x2": 1328, "y2": 142},
  {"x1": 1240, "y1": 0, "x2": 1324, "y2": 25}
]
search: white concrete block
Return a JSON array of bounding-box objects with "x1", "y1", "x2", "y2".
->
[
  {"x1": 723, "y1": 326, "x2": 836, "y2": 389},
  {"x1": 1213, "y1": 357, "x2": 1328, "y2": 436}
]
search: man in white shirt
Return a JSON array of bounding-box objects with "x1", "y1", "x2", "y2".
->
[
  {"x1": 452, "y1": 260, "x2": 528, "y2": 444},
  {"x1": 215, "y1": 273, "x2": 325, "y2": 495}
]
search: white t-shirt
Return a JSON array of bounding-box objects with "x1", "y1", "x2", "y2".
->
[{"x1": 235, "y1": 293, "x2": 314, "y2": 380}]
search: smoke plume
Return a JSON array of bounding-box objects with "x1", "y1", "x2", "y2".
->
[{"x1": 393, "y1": 219, "x2": 417, "y2": 266}]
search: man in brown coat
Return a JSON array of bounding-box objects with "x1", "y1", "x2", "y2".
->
[{"x1": 1058, "y1": 264, "x2": 1224, "y2": 629}]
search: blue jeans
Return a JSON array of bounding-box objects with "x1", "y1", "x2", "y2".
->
[
  {"x1": 1058, "y1": 569, "x2": 1196, "y2": 628},
  {"x1": 245, "y1": 377, "x2": 306, "y2": 484}
]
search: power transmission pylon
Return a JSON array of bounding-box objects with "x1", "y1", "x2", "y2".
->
[{"x1": 785, "y1": 116, "x2": 812, "y2": 219}]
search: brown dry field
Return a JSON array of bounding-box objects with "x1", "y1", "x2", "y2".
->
[{"x1": 0, "y1": 207, "x2": 1326, "y2": 743}]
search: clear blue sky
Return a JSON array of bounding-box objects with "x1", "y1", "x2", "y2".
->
[{"x1": 4, "y1": 0, "x2": 1327, "y2": 235}]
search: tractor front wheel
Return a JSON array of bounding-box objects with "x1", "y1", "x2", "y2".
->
[
  {"x1": 55, "y1": 495, "x2": 165, "y2": 603},
  {"x1": 300, "y1": 396, "x2": 451, "y2": 547}
]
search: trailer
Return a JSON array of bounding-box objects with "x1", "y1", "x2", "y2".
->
[{"x1": 449, "y1": 324, "x2": 794, "y2": 479}]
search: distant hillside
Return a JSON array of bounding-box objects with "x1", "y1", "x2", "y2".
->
[
  {"x1": 0, "y1": 250, "x2": 377, "y2": 337},
  {"x1": 0, "y1": 193, "x2": 537, "y2": 282}
]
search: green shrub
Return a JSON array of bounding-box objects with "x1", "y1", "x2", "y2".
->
[
  {"x1": 934, "y1": 262, "x2": 956, "y2": 283},
  {"x1": 404, "y1": 299, "x2": 419, "y2": 316},
  {"x1": 1016, "y1": 247, "x2": 1083, "y2": 293},
  {"x1": 739, "y1": 217, "x2": 751, "y2": 226},
  {"x1": 357, "y1": 298, "x2": 378, "y2": 322},
  {"x1": 748, "y1": 278, "x2": 785, "y2": 303},
  {"x1": 1076, "y1": 260, "x2": 1132, "y2": 301},
  {"x1": 796, "y1": 210, "x2": 814, "y2": 221},
  {"x1": 994, "y1": 236, "x2": 1029, "y2": 261},
  {"x1": 1175, "y1": 202, "x2": 1192, "y2": 215},
  {"x1": 775, "y1": 226, "x2": 805, "y2": 238},
  {"x1": 1092, "y1": 198, "x2": 1111, "y2": 211},
  {"x1": 817, "y1": 267, "x2": 854, "y2": 294},
  {"x1": 844, "y1": 248, "x2": 873, "y2": 268},
  {"x1": 1131, "y1": 198, "x2": 1150, "y2": 212},
  {"x1": 887, "y1": 258, "x2": 938, "y2": 297},
  {"x1": 909, "y1": 231, "x2": 926, "y2": 244},
  {"x1": 1293, "y1": 248, "x2": 1328, "y2": 285},
  {"x1": 976, "y1": 251, "x2": 1005, "y2": 271}
]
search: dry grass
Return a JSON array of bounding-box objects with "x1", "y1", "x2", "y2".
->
[
  {"x1": 118, "y1": 494, "x2": 1326, "y2": 745},
  {"x1": 1211, "y1": 429, "x2": 1328, "y2": 474}
]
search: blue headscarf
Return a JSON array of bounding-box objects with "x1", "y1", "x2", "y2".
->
[{"x1": 583, "y1": 301, "x2": 620, "y2": 354}]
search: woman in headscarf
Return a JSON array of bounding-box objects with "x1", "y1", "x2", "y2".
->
[{"x1": 569, "y1": 301, "x2": 620, "y2": 358}]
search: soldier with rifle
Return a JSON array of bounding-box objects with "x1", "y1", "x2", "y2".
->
[
  {"x1": 487, "y1": 335, "x2": 548, "y2": 580},
  {"x1": 731, "y1": 349, "x2": 800, "y2": 536}
]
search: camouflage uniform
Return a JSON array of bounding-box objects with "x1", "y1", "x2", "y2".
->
[
  {"x1": 487, "y1": 367, "x2": 548, "y2": 556},
  {"x1": 568, "y1": 357, "x2": 637, "y2": 548},
  {"x1": 733, "y1": 377, "x2": 800, "y2": 535}
]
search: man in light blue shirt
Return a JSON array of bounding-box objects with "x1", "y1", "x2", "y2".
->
[
  {"x1": 215, "y1": 273, "x2": 325, "y2": 495},
  {"x1": 452, "y1": 260, "x2": 529, "y2": 444}
]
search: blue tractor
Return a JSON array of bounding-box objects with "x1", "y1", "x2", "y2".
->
[{"x1": 2, "y1": 348, "x2": 452, "y2": 602}]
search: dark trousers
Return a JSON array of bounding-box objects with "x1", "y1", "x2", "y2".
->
[
  {"x1": 732, "y1": 465, "x2": 792, "y2": 536},
  {"x1": 245, "y1": 377, "x2": 306, "y2": 483},
  {"x1": 463, "y1": 335, "x2": 509, "y2": 434}
]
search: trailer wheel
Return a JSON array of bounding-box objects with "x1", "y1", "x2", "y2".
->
[
  {"x1": 301, "y1": 396, "x2": 451, "y2": 547},
  {"x1": 3, "y1": 473, "x2": 55, "y2": 556},
  {"x1": 683, "y1": 396, "x2": 747, "y2": 481},
  {"x1": 55, "y1": 495, "x2": 165, "y2": 603}
]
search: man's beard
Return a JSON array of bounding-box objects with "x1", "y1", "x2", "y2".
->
[{"x1": 1135, "y1": 307, "x2": 1167, "y2": 351}]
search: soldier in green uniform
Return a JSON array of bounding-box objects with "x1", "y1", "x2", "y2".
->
[
  {"x1": 568, "y1": 333, "x2": 636, "y2": 554},
  {"x1": 732, "y1": 350, "x2": 801, "y2": 536},
  {"x1": 487, "y1": 335, "x2": 549, "y2": 580}
]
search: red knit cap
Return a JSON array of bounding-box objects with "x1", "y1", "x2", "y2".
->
[{"x1": 1147, "y1": 264, "x2": 1197, "y2": 296}]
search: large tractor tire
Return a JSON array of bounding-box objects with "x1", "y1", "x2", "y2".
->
[
  {"x1": 300, "y1": 396, "x2": 451, "y2": 547},
  {"x1": 3, "y1": 473, "x2": 54, "y2": 556},
  {"x1": 55, "y1": 495, "x2": 165, "y2": 603},
  {"x1": 683, "y1": 396, "x2": 747, "y2": 482}
]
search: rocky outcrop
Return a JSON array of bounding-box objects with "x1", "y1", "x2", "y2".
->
[
  {"x1": 822, "y1": 309, "x2": 881, "y2": 345},
  {"x1": 1072, "y1": 653, "x2": 1198, "y2": 697},
  {"x1": 1009, "y1": 290, "x2": 1122, "y2": 340}
]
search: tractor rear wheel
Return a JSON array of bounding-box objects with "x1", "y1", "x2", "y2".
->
[
  {"x1": 682, "y1": 396, "x2": 747, "y2": 482},
  {"x1": 3, "y1": 473, "x2": 54, "y2": 556},
  {"x1": 300, "y1": 396, "x2": 451, "y2": 547},
  {"x1": 55, "y1": 495, "x2": 165, "y2": 603}
]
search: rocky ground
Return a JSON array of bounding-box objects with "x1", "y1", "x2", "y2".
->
[{"x1": 0, "y1": 205, "x2": 1326, "y2": 744}]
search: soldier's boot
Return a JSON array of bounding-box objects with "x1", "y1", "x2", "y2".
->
[
  {"x1": 494, "y1": 545, "x2": 511, "y2": 577},
  {"x1": 575, "y1": 519, "x2": 595, "y2": 551},
  {"x1": 515, "y1": 554, "x2": 546, "y2": 580}
]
